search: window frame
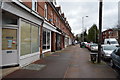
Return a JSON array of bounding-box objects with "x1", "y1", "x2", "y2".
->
[
  {"x1": 32, "y1": 0, "x2": 37, "y2": 12},
  {"x1": 42, "y1": 28, "x2": 51, "y2": 51},
  {"x1": 44, "y1": 3, "x2": 48, "y2": 19},
  {"x1": 20, "y1": 20, "x2": 40, "y2": 56}
]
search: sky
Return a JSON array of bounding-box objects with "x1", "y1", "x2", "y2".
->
[{"x1": 56, "y1": 0, "x2": 120, "y2": 35}]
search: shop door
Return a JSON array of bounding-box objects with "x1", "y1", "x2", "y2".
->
[
  {"x1": 56, "y1": 34, "x2": 61, "y2": 50},
  {"x1": 2, "y1": 28, "x2": 18, "y2": 66}
]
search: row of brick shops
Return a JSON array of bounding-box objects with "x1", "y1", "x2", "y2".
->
[{"x1": 0, "y1": 1, "x2": 74, "y2": 68}]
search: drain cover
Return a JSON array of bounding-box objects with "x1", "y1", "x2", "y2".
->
[{"x1": 22, "y1": 64, "x2": 46, "y2": 71}]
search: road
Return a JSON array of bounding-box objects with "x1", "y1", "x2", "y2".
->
[{"x1": 3, "y1": 44, "x2": 119, "y2": 79}]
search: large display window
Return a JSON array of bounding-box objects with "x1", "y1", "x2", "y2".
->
[
  {"x1": 21, "y1": 21, "x2": 31, "y2": 56},
  {"x1": 21, "y1": 20, "x2": 39, "y2": 56},
  {"x1": 42, "y1": 28, "x2": 51, "y2": 50},
  {"x1": 31, "y1": 25, "x2": 39, "y2": 53}
]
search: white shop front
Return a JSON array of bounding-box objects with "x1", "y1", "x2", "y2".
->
[{"x1": 1, "y1": 2, "x2": 43, "y2": 67}]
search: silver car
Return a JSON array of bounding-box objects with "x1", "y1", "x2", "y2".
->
[
  {"x1": 101, "y1": 45, "x2": 117, "y2": 60},
  {"x1": 90, "y1": 44, "x2": 98, "y2": 52}
]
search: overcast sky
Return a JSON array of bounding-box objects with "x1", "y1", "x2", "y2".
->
[{"x1": 56, "y1": 0, "x2": 119, "y2": 35}]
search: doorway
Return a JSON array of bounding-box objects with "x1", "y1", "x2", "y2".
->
[{"x1": 2, "y1": 28, "x2": 19, "y2": 67}]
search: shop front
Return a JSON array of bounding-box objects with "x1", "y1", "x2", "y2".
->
[
  {"x1": 42, "y1": 28, "x2": 51, "y2": 53},
  {"x1": 56, "y1": 33, "x2": 61, "y2": 50},
  {"x1": 42, "y1": 21, "x2": 60, "y2": 53},
  {"x1": 65, "y1": 35, "x2": 69, "y2": 48},
  {"x1": 1, "y1": 2, "x2": 43, "y2": 67},
  {"x1": 2, "y1": 10, "x2": 19, "y2": 67}
]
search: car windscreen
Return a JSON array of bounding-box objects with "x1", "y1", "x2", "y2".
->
[
  {"x1": 91, "y1": 44, "x2": 98, "y2": 47},
  {"x1": 110, "y1": 41, "x2": 118, "y2": 44},
  {"x1": 103, "y1": 46, "x2": 116, "y2": 50}
]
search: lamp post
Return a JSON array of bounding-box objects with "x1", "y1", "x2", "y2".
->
[{"x1": 82, "y1": 16, "x2": 88, "y2": 42}]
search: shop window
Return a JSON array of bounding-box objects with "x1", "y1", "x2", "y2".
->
[
  {"x1": 43, "y1": 29, "x2": 47, "y2": 50},
  {"x1": 31, "y1": 25, "x2": 39, "y2": 53},
  {"x1": 47, "y1": 31, "x2": 50, "y2": 49},
  {"x1": 20, "y1": 20, "x2": 39, "y2": 56},
  {"x1": 21, "y1": 21, "x2": 31, "y2": 56},
  {"x1": 42, "y1": 28, "x2": 51, "y2": 50}
]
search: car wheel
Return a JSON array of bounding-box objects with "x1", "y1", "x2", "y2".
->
[{"x1": 110, "y1": 59, "x2": 115, "y2": 68}]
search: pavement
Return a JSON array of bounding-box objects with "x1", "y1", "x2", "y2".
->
[{"x1": 2, "y1": 44, "x2": 120, "y2": 79}]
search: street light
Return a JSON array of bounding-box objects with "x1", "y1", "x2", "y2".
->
[{"x1": 82, "y1": 16, "x2": 88, "y2": 42}]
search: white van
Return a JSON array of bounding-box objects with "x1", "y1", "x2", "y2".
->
[{"x1": 104, "y1": 38, "x2": 119, "y2": 46}]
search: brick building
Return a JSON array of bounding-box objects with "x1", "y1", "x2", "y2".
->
[
  {"x1": 102, "y1": 29, "x2": 118, "y2": 42},
  {"x1": 0, "y1": 0, "x2": 74, "y2": 67}
]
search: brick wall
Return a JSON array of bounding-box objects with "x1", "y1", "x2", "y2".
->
[
  {"x1": 21, "y1": 1, "x2": 74, "y2": 45},
  {"x1": 38, "y1": 2, "x2": 45, "y2": 17},
  {"x1": 22, "y1": 0, "x2": 32, "y2": 9}
]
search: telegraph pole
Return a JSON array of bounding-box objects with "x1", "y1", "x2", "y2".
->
[{"x1": 98, "y1": 0, "x2": 103, "y2": 63}]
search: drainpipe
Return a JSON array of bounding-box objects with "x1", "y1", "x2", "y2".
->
[{"x1": 40, "y1": 20, "x2": 44, "y2": 58}]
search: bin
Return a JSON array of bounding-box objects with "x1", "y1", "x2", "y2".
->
[{"x1": 90, "y1": 53, "x2": 97, "y2": 63}]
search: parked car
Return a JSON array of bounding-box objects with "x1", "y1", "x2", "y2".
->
[
  {"x1": 90, "y1": 44, "x2": 98, "y2": 52},
  {"x1": 101, "y1": 45, "x2": 117, "y2": 60},
  {"x1": 87, "y1": 43, "x2": 93, "y2": 50},
  {"x1": 104, "y1": 38, "x2": 119, "y2": 46},
  {"x1": 86, "y1": 43, "x2": 90, "y2": 48},
  {"x1": 110, "y1": 47, "x2": 120, "y2": 69},
  {"x1": 84, "y1": 42, "x2": 88, "y2": 48},
  {"x1": 80, "y1": 42, "x2": 87, "y2": 48}
]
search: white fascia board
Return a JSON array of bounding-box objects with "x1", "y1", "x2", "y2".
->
[
  {"x1": 44, "y1": 21, "x2": 57, "y2": 29},
  {"x1": 43, "y1": 21, "x2": 61, "y2": 34},
  {"x1": 1, "y1": 2, "x2": 42, "y2": 26},
  {"x1": 11, "y1": 0, "x2": 44, "y2": 20}
]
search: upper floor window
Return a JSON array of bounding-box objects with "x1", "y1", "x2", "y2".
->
[
  {"x1": 51, "y1": 11, "x2": 53, "y2": 23},
  {"x1": 32, "y1": 0, "x2": 37, "y2": 11},
  {"x1": 44, "y1": 3, "x2": 48, "y2": 19},
  {"x1": 56, "y1": 17, "x2": 58, "y2": 25},
  {"x1": 59, "y1": 21, "x2": 60, "y2": 27}
]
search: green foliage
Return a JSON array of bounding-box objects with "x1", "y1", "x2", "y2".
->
[{"x1": 87, "y1": 24, "x2": 99, "y2": 43}]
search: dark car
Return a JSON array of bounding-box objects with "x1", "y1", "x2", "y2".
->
[
  {"x1": 110, "y1": 47, "x2": 120, "y2": 69},
  {"x1": 80, "y1": 42, "x2": 85, "y2": 48}
]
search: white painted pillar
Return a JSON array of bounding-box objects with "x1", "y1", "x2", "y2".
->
[{"x1": 0, "y1": 6, "x2": 2, "y2": 79}]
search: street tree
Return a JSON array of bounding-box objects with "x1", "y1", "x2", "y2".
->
[{"x1": 87, "y1": 24, "x2": 99, "y2": 43}]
